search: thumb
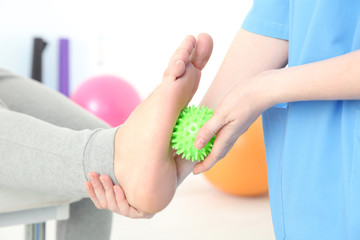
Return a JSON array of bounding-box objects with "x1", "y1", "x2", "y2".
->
[
  {"x1": 193, "y1": 127, "x2": 238, "y2": 175},
  {"x1": 194, "y1": 112, "x2": 225, "y2": 150}
]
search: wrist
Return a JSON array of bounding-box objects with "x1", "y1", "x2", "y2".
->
[{"x1": 252, "y1": 70, "x2": 282, "y2": 111}]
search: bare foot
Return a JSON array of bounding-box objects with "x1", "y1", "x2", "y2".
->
[{"x1": 114, "y1": 34, "x2": 213, "y2": 213}]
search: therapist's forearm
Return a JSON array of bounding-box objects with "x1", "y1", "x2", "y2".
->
[
  {"x1": 200, "y1": 28, "x2": 289, "y2": 109},
  {"x1": 262, "y1": 49, "x2": 360, "y2": 106}
]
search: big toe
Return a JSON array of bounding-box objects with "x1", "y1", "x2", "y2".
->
[{"x1": 190, "y1": 33, "x2": 213, "y2": 71}]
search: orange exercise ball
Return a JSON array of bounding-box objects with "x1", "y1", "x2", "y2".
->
[{"x1": 203, "y1": 117, "x2": 268, "y2": 197}]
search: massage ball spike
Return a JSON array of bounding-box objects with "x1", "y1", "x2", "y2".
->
[{"x1": 171, "y1": 105, "x2": 216, "y2": 162}]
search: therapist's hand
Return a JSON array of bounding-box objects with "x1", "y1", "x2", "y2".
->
[{"x1": 193, "y1": 72, "x2": 275, "y2": 174}]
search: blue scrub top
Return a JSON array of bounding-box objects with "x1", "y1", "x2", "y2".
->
[{"x1": 242, "y1": 1, "x2": 360, "y2": 239}]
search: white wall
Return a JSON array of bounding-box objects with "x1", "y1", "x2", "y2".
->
[
  {"x1": 0, "y1": 0, "x2": 252, "y2": 104},
  {"x1": 0, "y1": 1, "x2": 265, "y2": 239}
]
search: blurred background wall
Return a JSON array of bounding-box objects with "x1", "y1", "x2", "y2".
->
[{"x1": 0, "y1": 0, "x2": 252, "y2": 104}]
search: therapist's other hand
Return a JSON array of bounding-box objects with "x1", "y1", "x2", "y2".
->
[
  {"x1": 193, "y1": 73, "x2": 274, "y2": 174},
  {"x1": 85, "y1": 172, "x2": 154, "y2": 219}
]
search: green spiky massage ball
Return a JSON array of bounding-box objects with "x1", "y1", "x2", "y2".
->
[{"x1": 171, "y1": 106, "x2": 216, "y2": 162}]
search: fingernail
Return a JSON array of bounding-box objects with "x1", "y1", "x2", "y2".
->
[
  {"x1": 113, "y1": 186, "x2": 120, "y2": 196},
  {"x1": 195, "y1": 138, "x2": 205, "y2": 150},
  {"x1": 99, "y1": 176, "x2": 106, "y2": 184},
  {"x1": 104, "y1": 176, "x2": 113, "y2": 189},
  {"x1": 89, "y1": 175, "x2": 95, "y2": 182},
  {"x1": 175, "y1": 59, "x2": 183, "y2": 65}
]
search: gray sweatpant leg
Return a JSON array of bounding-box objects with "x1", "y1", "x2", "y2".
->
[{"x1": 0, "y1": 69, "x2": 119, "y2": 240}]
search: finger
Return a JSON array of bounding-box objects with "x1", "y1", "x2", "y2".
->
[
  {"x1": 84, "y1": 181, "x2": 103, "y2": 209},
  {"x1": 88, "y1": 172, "x2": 108, "y2": 208},
  {"x1": 99, "y1": 175, "x2": 119, "y2": 213},
  {"x1": 128, "y1": 207, "x2": 154, "y2": 219},
  {"x1": 194, "y1": 112, "x2": 225, "y2": 150},
  {"x1": 193, "y1": 128, "x2": 238, "y2": 174},
  {"x1": 113, "y1": 185, "x2": 154, "y2": 219},
  {"x1": 113, "y1": 185, "x2": 130, "y2": 216}
]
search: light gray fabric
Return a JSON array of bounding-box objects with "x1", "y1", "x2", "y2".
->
[
  {"x1": 57, "y1": 198, "x2": 112, "y2": 240},
  {"x1": 0, "y1": 69, "x2": 117, "y2": 239}
]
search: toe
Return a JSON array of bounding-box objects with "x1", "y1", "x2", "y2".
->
[
  {"x1": 190, "y1": 33, "x2": 213, "y2": 71},
  {"x1": 164, "y1": 35, "x2": 196, "y2": 80},
  {"x1": 167, "y1": 48, "x2": 190, "y2": 79},
  {"x1": 178, "y1": 35, "x2": 196, "y2": 62},
  {"x1": 169, "y1": 35, "x2": 195, "y2": 64}
]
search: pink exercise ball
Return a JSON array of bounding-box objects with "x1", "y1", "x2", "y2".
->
[{"x1": 71, "y1": 75, "x2": 141, "y2": 127}]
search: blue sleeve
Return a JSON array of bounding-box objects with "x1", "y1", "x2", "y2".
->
[{"x1": 242, "y1": 0, "x2": 289, "y2": 40}]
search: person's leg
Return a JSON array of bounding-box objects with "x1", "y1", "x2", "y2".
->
[
  {"x1": 0, "y1": 69, "x2": 117, "y2": 195},
  {"x1": 0, "y1": 70, "x2": 113, "y2": 240},
  {"x1": 0, "y1": 70, "x2": 109, "y2": 130},
  {"x1": 0, "y1": 33, "x2": 199, "y2": 192}
]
